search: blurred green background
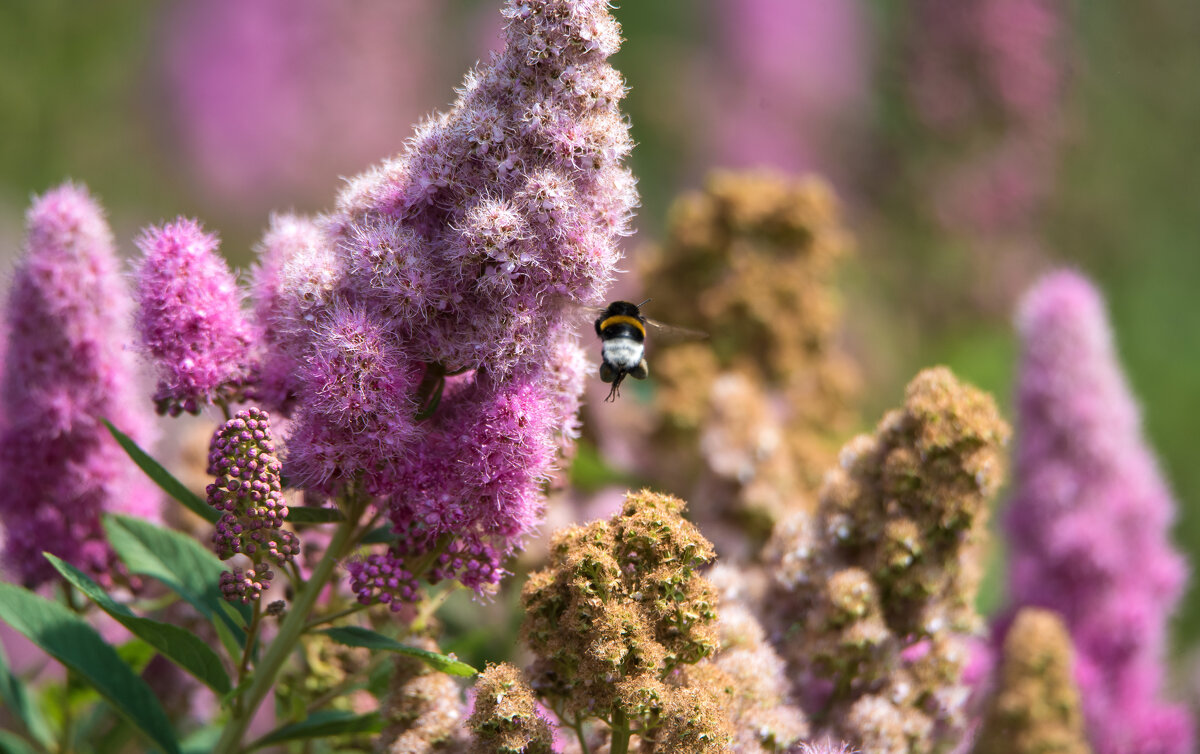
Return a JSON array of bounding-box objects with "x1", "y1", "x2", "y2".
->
[{"x1": 1, "y1": 0, "x2": 1197, "y2": 650}]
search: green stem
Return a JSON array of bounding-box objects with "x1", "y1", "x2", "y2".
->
[
  {"x1": 609, "y1": 708, "x2": 631, "y2": 754},
  {"x1": 238, "y1": 601, "x2": 263, "y2": 679},
  {"x1": 302, "y1": 602, "x2": 368, "y2": 632},
  {"x1": 211, "y1": 516, "x2": 358, "y2": 754},
  {"x1": 570, "y1": 715, "x2": 592, "y2": 754}
]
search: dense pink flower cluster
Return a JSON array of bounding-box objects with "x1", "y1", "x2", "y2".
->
[
  {"x1": 244, "y1": 0, "x2": 634, "y2": 600},
  {"x1": 0, "y1": 183, "x2": 159, "y2": 587},
  {"x1": 248, "y1": 214, "x2": 324, "y2": 415},
  {"x1": 134, "y1": 219, "x2": 255, "y2": 416},
  {"x1": 1003, "y1": 271, "x2": 1193, "y2": 753}
]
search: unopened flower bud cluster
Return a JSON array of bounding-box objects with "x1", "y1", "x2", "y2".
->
[{"x1": 207, "y1": 408, "x2": 298, "y2": 601}]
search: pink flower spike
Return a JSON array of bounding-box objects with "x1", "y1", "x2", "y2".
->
[
  {"x1": 1002, "y1": 270, "x2": 1194, "y2": 754},
  {"x1": 0, "y1": 182, "x2": 160, "y2": 587},
  {"x1": 134, "y1": 217, "x2": 255, "y2": 416}
]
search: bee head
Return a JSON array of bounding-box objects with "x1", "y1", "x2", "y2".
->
[{"x1": 603, "y1": 300, "x2": 645, "y2": 319}]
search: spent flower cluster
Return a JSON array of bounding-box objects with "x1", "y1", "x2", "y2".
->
[
  {"x1": 765, "y1": 367, "x2": 1009, "y2": 753},
  {"x1": 641, "y1": 171, "x2": 858, "y2": 532},
  {"x1": 515, "y1": 489, "x2": 730, "y2": 751}
]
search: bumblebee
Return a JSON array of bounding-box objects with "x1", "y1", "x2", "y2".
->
[{"x1": 594, "y1": 300, "x2": 651, "y2": 402}]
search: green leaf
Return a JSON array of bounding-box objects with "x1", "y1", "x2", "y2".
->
[
  {"x1": 317, "y1": 626, "x2": 477, "y2": 677},
  {"x1": 45, "y1": 553, "x2": 232, "y2": 695},
  {"x1": 0, "y1": 584, "x2": 180, "y2": 754},
  {"x1": 248, "y1": 710, "x2": 382, "y2": 750},
  {"x1": 286, "y1": 505, "x2": 344, "y2": 524},
  {"x1": 103, "y1": 419, "x2": 218, "y2": 524},
  {"x1": 103, "y1": 515, "x2": 249, "y2": 639},
  {"x1": 0, "y1": 730, "x2": 39, "y2": 754},
  {"x1": 0, "y1": 642, "x2": 52, "y2": 748},
  {"x1": 179, "y1": 726, "x2": 223, "y2": 754}
]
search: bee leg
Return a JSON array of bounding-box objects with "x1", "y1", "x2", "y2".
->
[
  {"x1": 605, "y1": 372, "x2": 625, "y2": 402},
  {"x1": 629, "y1": 359, "x2": 649, "y2": 380},
  {"x1": 599, "y1": 362, "x2": 617, "y2": 383}
]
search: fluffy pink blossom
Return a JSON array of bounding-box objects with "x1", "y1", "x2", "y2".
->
[
  {"x1": 134, "y1": 218, "x2": 255, "y2": 416},
  {"x1": 1003, "y1": 271, "x2": 1193, "y2": 754},
  {"x1": 259, "y1": 0, "x2": 634, "y2": 599},
  {"x1": 0, "y1": 183, "x2": 159, "y2": 587},
  {"x1": 248, "y1": 213, "x2": 325, "y2": 415}
]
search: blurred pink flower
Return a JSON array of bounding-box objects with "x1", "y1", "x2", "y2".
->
[
  {"x1": 1003, "y1": 271, "x2": 1194, "y2": 754},
  {"x1": 0, "y1": 184, "x2": 160, "y2": 588},
  {"x1": 704, "y1": 0, "x2": 871, "y2": 179},
  {"x1": 907, "y1": 0, "x2": 1067, "y2": 236},
  {"x1": 161, "y1": 0, "x2": 443, "y2": 210}
]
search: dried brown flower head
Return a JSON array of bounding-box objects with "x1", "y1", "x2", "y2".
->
[
  {"x1": 974, "y1": 609, "x2": 1091, "y2": 754},
  {"x1": 521, "y1": 489, "x2": 720, "y2": 720},
  {"x1": 697, "y1": 564, "x2": 811, "y2": 753},
  {"x1": 640, "y1": 170, "x2": 859, "y2": 532},
  {"x1": 764, "y1": 367, "x2": 1010, "y2": 753},
  {"x1": 379, "y1": 637, "x2": 467, "y2": 754},
  {"x1": 467, "y1": 663, "x2": 554, "y2": 754}
]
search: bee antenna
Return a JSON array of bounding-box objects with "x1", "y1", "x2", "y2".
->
[{"x1": 635, "y1": 297, "x2": 652, "y2": 308}]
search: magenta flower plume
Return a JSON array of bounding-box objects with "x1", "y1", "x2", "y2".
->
[
  {"x1": 1003, "y1": 270, "x2": 1193, "y2": 754},
  {"x1": 265, "y1": 0, "x2": 636, "y2": 600},
  {"x1": 248, "y1": 213, "x2": 325, "y2": 416},
  {"x1": 0, "y1": 183, "x2": 159, "y2": 587},
  {"x1": 134, "y1": 218, "x2": 255, "y2": 416}
]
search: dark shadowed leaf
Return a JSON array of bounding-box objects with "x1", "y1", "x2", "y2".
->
[
  {"x1": 0, "y1": 730, "x2": 39, "y2": 754},
  {"x1": 104, "y1": 419, "x2": 218, "y2": 524},
  {"x1": 45, "y1": 554, "x2": 231, "y2": 695},
  {"x1": 318, "y1": 626, "x2": 476, "y2": 677},
  {"x1": 0, "y1": 644, "x2": 51, "y2": 749},
  {"x1": 103, "y1": 515, "x2": 249, "y2": 639},
  {"x1": 248, "y1": 710, "x2": 382, "y2": 750},
  {"x1": 0, "y1": 584, "x2": 180, "y2": 754}
]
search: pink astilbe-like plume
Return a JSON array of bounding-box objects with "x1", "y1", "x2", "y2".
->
[
  {"x1": 261, "y1": 0, "x2": 636, "y2": 600},
  {"x1": 134, "y1": 218, "x2": 255, "y2": 416},
  {"x1": 0, "y1": 183, "x2": 160, "y2": 587},
  {"x1": 1002, "y1": 270, "x2": 1193, "y2": 754},
  {"x1": 248, "y1": 213, "x2": 325, "y2": 416}
]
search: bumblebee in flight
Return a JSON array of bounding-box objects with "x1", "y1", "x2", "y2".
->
[
  {"x1": 593, "y1": 299, "x2": 703, "y2": 402},
  {"x1": 594, "y1": 300, "x2": 650, "y2": 402}
]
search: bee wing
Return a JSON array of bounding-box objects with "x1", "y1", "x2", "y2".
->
[
  {"x1": 643, "y1": 317, "x2": 708, "y2": 342},
  {"x1": 559, "y1": 300, "x2": 608, "y2": 330}
]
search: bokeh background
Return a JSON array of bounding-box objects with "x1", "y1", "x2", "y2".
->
[{"x1": 1, "y1": 0, "x2": 1197, "y2": 651}]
